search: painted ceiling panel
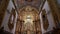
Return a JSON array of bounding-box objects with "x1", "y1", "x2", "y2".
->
[{"x1": 17, "y1": 0, "x2": 41, "y2": 9}]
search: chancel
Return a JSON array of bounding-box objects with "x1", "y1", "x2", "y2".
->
[{"x1": 0, "y1": 0, "x2": 60, "y2": 34}]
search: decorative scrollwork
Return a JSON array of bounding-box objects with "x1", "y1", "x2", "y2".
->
[{"x1": 42, "y1": 9, "x2": 49, "y2": 30}]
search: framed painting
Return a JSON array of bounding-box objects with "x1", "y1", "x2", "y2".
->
[{"x1": 42, "y1": 9, "x2": 49, "y2": 30}]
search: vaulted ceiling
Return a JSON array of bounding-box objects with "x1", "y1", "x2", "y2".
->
[
  {"x1": 15, "y1": 0, "x2": 41, "y2": 21},
  {"x1": 16, "y1": 0, "x2": 41, "y2": 9}
]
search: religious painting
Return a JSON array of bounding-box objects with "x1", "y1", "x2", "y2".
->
[
  {"x1": 8, "y1": 8, "x2": 16, "y2": 30},
  {"x1": 42, "y1": 9, "x2": 49, "y2": 30}
]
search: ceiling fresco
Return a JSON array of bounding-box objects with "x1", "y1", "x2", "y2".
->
[{"x1": 17, "y1": 0, "x2": 41, "y2": 9}]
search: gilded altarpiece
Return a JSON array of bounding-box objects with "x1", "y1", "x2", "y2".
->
[
  {"x1": 33, "y1": 20, "x2": 41, "y2": 34},
  {"x1": 15, "y1": 19, "x2": 21, "y2": 34},
  {"x1": 36, "y1": 20, "x2": 41, "y2": 34},
  {"x1": 42, "y1": 9, "x2": 49, "y2": 30}
]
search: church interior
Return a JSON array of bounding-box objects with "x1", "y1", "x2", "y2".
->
[{"x1": 0, "y1": 0, "x2": 60, "y2": 34}]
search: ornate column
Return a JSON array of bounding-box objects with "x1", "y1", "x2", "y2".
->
[
  {"x1": 19, "y1": 20, "x2": 22, "y2": 34},
  {"x1": 15, "y1": 19, "x2": 24, "y2": 34},
  {"x1": 33, "y1": 21, "x2": 36, "y2": 34},
  {"x1": 36, "y1": 19, "x2": 41, "y2": 34},
  {"x1": 15, "y1": 18, "x2": 20, "y2": 34},
  {"x1": 38, "y1": 19, "x2": 42, "y2": 34},
  {"x1": 21, "y1": 20, "x2": 24, "y2": 34},
  {"x1": 47, "y1": 0, "x2": 60, "y2": 27},
  {"x1": 33, "y1": 19, "x2": 42, "y2": 34}
]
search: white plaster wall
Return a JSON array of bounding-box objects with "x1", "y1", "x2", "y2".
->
[
  {"x1": 7, "y1": 0, "x2": 15, "y2": 12},
  {"x1": 40, "y1": 0, "x2": 55, "y2": 34},
  {"x1": 1, "y1": 0, "x2": 17, "y2": 34}
]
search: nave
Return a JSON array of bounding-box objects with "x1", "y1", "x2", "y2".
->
[{"x1": 0, "y1": 0, "x2": 60, "y2": 34}]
